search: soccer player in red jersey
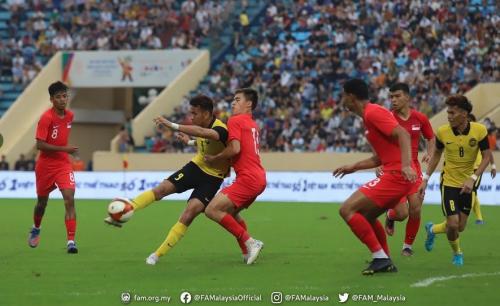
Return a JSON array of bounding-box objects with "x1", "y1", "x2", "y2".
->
[
  {"x1": 29, "y1": 81, "x2": 79, "y2": 254},
  {"x1": 333, "y1": 79, "x2": 417, "y2": 275},
  {"x1": 382, "y1": 83, "x2": 435, "y2": 256},
  {"x1": 204, "y1": 88, "x2": 266, "y2": 264},
  {"x1": 154, "y1": 88, "x2": 266, "y2": 264}
]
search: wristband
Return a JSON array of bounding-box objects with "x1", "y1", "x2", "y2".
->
[
  {"x1": 187, "y1": 140, "x2": 196, "y2": 146},
  {"x1": 171, "y1": 123, "x2": 179, "y2": 130},
  {"x1": 470, "y1": 174, "x2": 478, "y2": 181},
  {"x1": 423, "y1": 173, "x2": 430, "y2": 180},
  {"x1": 492, "y1": 164, "x2": 496, "y2": 169}
]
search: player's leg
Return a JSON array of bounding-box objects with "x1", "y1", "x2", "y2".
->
[
  {"x1": 29, "y1": 196, "x2": 48, "y2": 248},
  {"x1": 146, "y1": 198, "x2": 205, "y2": 265},
  {"x1": 61, "y1": 188, "x2": 78, "y2": 254},
  {"x1": 385, "y1": 199, "x2": 408, "y2": 236},
  {"x1": 471, "y1": 174, "x2": 483, "y2": 224},
  {"x1": 234, "y1": 213, "x2": 249, "y2": 260},
  {"x1": 401, "y1": 193, "x2": 423, "y2": 256}
]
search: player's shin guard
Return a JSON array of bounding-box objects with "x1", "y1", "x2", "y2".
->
[
  {"x1": 219, "y1": 214, "x2": 250, "y2": 244},
  {"x1": 155, "y1": 222, "x2": 187, "y2": 257},
  {"x1": 432, "y1": 221, "x2": 447, "y2": 234},
  {"x1": 132, "y1": 190, "x2": 156, "y2": 211},
  {"x1": 449, "y1": 238, "x2": 462, "y2": 254},
  {"x1": 65, "y1": 218, "x2": 76, "y2": 241},
  {"x1": 404, "y1": 216, "x2": 421, "y2": 246},
  {"x1": 371, "y1": 219, "x2": 390, "y2": 256},
  {"x1": 347, "y1": 213, "x2": 383, "y2": 254}
]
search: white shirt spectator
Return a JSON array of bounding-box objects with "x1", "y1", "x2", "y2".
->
[{"x1": 52, "y1": 32, "x2": 73, "y2": 50}]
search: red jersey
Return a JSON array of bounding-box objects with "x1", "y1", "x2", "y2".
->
[
  {"x1": 227, "y1": 113, "x2": 266, "y2": 180},
  {"x1": 35, "y1": 108, "x2": 74, "y2": 170},
  {"x1": 364, "y1": 103, "x2": 406, "y2": 172},
  {"x1": 392, "y1": 109, "x2": 433, "y2": 164}
]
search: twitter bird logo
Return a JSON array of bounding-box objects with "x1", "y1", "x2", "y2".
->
[{"x1": 338, "y1": 293, "x2": 349, "y2": 303}]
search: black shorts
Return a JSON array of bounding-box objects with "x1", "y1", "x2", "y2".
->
[
  {"x1": 440, "y1": 185, "x2": 472, "y2": 216},
  {"x1": 167, "y1": 162, "x2": 223, "y2": 206}
]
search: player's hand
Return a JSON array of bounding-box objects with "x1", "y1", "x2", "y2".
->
[
  {"x1": 460, "y1": 178, "x2": 475, "y2": 194},
  {"x1": 375, "y1": 166, "x2": 383, "y2": 178},
  {"x1": 333, "y1": 164, "x2": 357, "y2": 178},
  {"x1": 153, "y1": 116, "x2": 172, "y2": 129},
  {"x1": 176, "y1": 132, "x2": 191, "y2": 145},
  {"x1": 402, "y1": 166, "x2": 417, "y2": 183},
  {"x1": 65, "y1": 146, "x2": 78, "y2": 154},
  {"x1": 421, "y1": 153, "x2": 431, "y2": 164},
  {"x1": 491, "y1": 167, "x2": 496, "y2": 178},
  {"x1": 417, "y1": 180, "x2": 428, "y2": 199}
]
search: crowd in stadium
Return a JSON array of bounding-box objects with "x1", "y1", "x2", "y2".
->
[{"x1": 1, "y1": 0, "x2": 499, "y2": 156}]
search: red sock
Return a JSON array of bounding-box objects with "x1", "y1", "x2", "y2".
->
[
  {"x1": 237, "y1": 218, "x2": 248, "y2": 254},
  {"x1": 372, "y1": 219, "x2": 390, "y2": 256},
  {"x1": 404, "y1": 216, "x2": 421, "y2": 245},
  {"x1": 387, "y1": 209, "x2": 397, "y2": 220},
  {"x1": 219, "y1": 214, "x2": 250, "y2": 243},
  {"x1": 346, "y1": 213, "x2": 382, "y2": 253},
  {"x1": 34, "y1": 214, "x2": 43, "y2": 228},
  {"x1": 65, "y1": 219, "x2": 76, "y2": 241}
]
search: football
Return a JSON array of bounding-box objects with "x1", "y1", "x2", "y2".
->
[{"x1": 108, "y1": 199, "x2": 134, "y2": 223}]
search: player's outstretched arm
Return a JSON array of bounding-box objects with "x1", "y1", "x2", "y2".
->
[
  {"x1": 205, "y1": 140, "x2": 240, "y2": 164},
  {"x1": 153, "y1": 116, "x2": 221, "y2": 141},
  {"x1": 333, "y1": 155, "x2": 380, "y2": 178},
  {"x1": 422, "y1": 137, "x2": 436, "y2": 163},
  {"x1": 418, "y1": 148, "x2": 442, "y2": 198},
  {"x1": 462, "y1": 149, "x2": 492, "y2": 194},
  {"x1": 37, "y1": 139, "x2": 78, "y2": 154},
  {"x1": 489, "y1": 151, "x2": 496, "y2": 178}
]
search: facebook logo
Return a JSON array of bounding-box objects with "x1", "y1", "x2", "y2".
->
[{"x1": 180, "y1": 291, "x2": 192, "y2": 304}]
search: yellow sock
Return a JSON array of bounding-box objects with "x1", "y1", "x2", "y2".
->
[
  {"x1": 432, "y1": 221, "x2": 447, "y2": 234},
  {"x1": 449, "y1": 238, "x2": 462, "y2": 254},
  {"x1": 131, "y1": 190, "x2": 156, "y2": 211},
  {"x1": 155, "y1": 222, "x2": 188, "y2": 257},
  {"x1": 472, "y1": 193, "x2": 483, "y2": 221}
]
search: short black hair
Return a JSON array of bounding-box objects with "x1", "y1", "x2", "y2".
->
[
  {"x1": 468, "y1": 113, "x2": 476, "y2": 122},
  {"x1": 235, "y1": 88, "x2": 259, "y2": 110},
  {"x1": 343, "y1": 79, "x2": 369, "y2": 100},
  {"x1": 389, "y1": 82, "x2": 410, "y2": 95},
  {"x1": 48, "y1": 81, "x2": 68, "y2": 97},
  {"x1": 445, "y1": 95, "x2": 472, "y2": 113},
  {"x1": 189, "y1": 95, "x2": 214, "y2": 113}
]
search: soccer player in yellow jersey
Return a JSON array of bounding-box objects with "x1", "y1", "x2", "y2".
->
[
  {"x1": 418, "y1": 95, "x2": 491, "y2": 266},
  {"x1": 468, "y1": 114, "x2": 496, "y2": 224},
  {"x1": 105, "y1": 95, "x2": 241, "y2": 265}
]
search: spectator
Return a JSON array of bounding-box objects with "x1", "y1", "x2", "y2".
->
[
  {"x1": 0, "y1": 155, "x2": 9, "y2": 170},
  {"x1": 26, "y1": 153, "x2": 36, "y2": 171},
  {"x1": 117, "y1": 126, "x2": 130, "y2": 153},
  {"x1": 14, "y1": 154, "x2": 28, "y2": 171}
]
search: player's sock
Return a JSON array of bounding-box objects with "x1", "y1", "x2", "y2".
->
[
  {"x1": 404, "y1": 216, "x2": 420, "y2": 246},
  {"x1": 371, "y1": 219, "x2": 390, "y2": 256},
  {"x1": 236, "y1": 218, "x2": 248, "y2": 255},
  {"x1": 131, "y1": 190, "x2": 156, "y2": 211},
  {"x1": 449, "y1": 238, "x2": 462, "y2": 254},
  {"x1": 346, "y1": 213, "x2": 382, "y2": 254},
  {"x1": 432, "y1": 221, "x2": 447, "y2": 234},
  {"x1": 154, "y1": 222, "x2": 187, "y2": 257},
  {"x1": 219, "y1": 214, "x2": 250, "y2": 243},
  {"x1": 34, "y1": 214, "x2": 43, "y2": 228},
  {"x1": 387, "y1": 209, "x2": 397, "y2": 221},
  {"x1": 372, "y1": 249, "x2": 389, "y2": 259},
  {"x1": 472, "y1": 193, "x2": 483, "y2": 221},
  {"x1": 65, "y1": 218, "x2": 76, "y2": 241}
]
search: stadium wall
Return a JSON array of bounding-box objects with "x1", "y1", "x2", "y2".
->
[
  {"x1": 0, "y1": 170, "x2": 498, "y2": 205},
  {"x1": 92, "y1": 151, "x2": 500, "y2": 172},
  {"x1": 110, "y1": 50, "x2": 210, "y2": 150},
  {"x1": 0, "y1": 52, "x2": 63, "y2": 166}
]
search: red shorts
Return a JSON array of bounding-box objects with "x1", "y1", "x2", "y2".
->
[
  {"x1": 35, "y1": 168, "x2": 75, "y2": 196},
  {"x1": 221, "y1": 176, "x2": 266, "y2": 208},
  {"x1": 359, "y1": 171, "x2": 414, "y2": 209}
]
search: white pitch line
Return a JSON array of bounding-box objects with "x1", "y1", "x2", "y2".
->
[{"x1": 411, "y1": 271, "x2": 500, "y2": 288}]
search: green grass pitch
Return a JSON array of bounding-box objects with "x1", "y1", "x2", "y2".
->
[{"x1": 1, "y1": 199, "x2": 499, "y2": 306}]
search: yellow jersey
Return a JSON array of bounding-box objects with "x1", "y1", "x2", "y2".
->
[
  {"x1": 437, "y1": 122, "x2": 488, "y2": 188},
  {"x1": 191, "y1": 118, "x2": 230, "y2": 179}
]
